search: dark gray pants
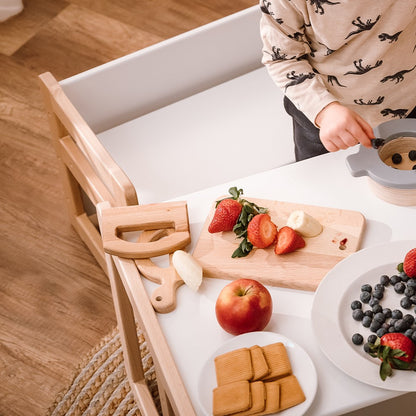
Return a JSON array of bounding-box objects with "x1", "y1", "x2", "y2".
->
[{"x1": 283, "y1": 96, "x2": 416, "y2": 162}]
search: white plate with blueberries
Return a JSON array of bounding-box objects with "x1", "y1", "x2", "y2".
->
[{"x1": 311, "y1": 240, "x2": 416, "y2": 391}]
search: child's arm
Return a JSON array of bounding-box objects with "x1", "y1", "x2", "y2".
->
[
  {"x1": 260, "y1": 2, "x2": 336, "y2": 127},
  {"x1": 315, "y1": 102, "x2": 374, "y2": 152}
]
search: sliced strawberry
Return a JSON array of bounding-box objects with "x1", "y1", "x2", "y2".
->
[
  {"x1": 367, "y1": 333, "x2": 416, "y2": 380},
  {"x1": 247, "y1": 213, "x2": 277, "y2": 249},
  {"x1": 403, "y1": 248, "x2": 416, "y2": 278},
  {"x1": 208, "y1": 198, "x2": 242, "y2": 233},
  {"x1": 274, "y1": 226, "x2": 305, "y2": 255}
]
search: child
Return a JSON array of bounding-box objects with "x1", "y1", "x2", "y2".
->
[{"x1": 260, "y1": 0, "x2": 416, "y2": 160}]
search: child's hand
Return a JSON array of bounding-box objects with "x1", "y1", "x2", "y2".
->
[{"x1": 315, "y1": 102, "x2": 374, "y2": 152}]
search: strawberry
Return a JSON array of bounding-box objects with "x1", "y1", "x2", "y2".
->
[
  {"x1": 208, "y1": 198, "x2": 242, "y2": 233},
  {"x1": 367, "y1": 333, "x2": 416, "y2": 381},
  {"x1": 274, "y1": 226, "x2": 305, "y2": 255},
  {"x1": 207, "y1": 187, "x2": 269, "y2": 257},
  {"x1": 403, "y1": 248, "x2": 416, "y2": 278},
  {"x1": 247, "y1": 214, "x2": 277, "y2": 248}
]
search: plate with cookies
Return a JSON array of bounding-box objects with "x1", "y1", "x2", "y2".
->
[{"x1": 197, "y1": 331, "x2": 317, "y2": 416}]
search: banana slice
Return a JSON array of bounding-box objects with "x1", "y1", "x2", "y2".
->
[
  {"x1": 286, "y1": 210, "x2": 323, "y2": 237},
  {"x1": 172, "y1": 250, "x2": 203, "y2": 292}
]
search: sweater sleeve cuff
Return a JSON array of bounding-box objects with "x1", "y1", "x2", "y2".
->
[{"x1": 293, "y1": 88, "x2": 338, "y2": 128}]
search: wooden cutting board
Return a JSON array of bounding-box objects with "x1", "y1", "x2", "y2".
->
[{"x1": 193, "y1": 197, "x2": 366, "y2": 291}]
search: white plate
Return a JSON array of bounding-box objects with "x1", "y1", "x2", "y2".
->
[
  {"x1": 311, "y1": 240, "x2": 416, "y2": 391},
  {"x1": 197, "y1": 331, "x2": 317, "y2": 416}
]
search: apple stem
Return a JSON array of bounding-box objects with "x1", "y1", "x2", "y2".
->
[{"x1": 238, "y1": 286, "x2": 253, "y2": 296}]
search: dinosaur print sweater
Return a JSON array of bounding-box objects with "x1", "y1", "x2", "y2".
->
[{"x1": 260, "y1": 0, "x2": 416, "y2": 127}]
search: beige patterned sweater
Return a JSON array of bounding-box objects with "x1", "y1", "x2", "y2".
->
[{"x1": 260, "y1": 0, "x2": 416, "y2": 127}]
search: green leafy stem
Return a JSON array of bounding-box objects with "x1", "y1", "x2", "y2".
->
[{"x1": 216, "y1": 187, "x2": 268, "y2": 258}]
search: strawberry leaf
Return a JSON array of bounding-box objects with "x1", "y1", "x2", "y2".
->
[
  {"x1": 229, "y1": 187, "x2": 243, "y2": 200},
  {"x1": 225, "y1": 188, "x2": 268, "y2": 258},
  {"x1": 232, "y1": 238, "x2": 253, "y2": 258},
  {"x1": 214, "y1": 187, "x2": 244, "y2": 208},
  {"x1": 390, "y1": 358, "x2": 410, "y2": 370},
  {"x1": 390, "y1": 348, "x2": 407, "y2": 359},
  {"x1": 380, "y1": 361, "x2": 392, "y2": 381},
  {"x1": 382, "y1": 346, "x2": 391, "y2": 362}
]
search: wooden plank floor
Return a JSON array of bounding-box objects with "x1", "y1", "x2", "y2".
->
[{"x1": 0, "y1": 1, "x2": 256, "y2": 414}]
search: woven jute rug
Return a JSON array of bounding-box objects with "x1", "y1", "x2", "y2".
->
[{"x1": 47, "y1": 327, "x2": 161, "y2": 416}]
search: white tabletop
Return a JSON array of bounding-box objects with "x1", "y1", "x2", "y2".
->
[{"x1": 141, "y1": 147, "x2": 415, "y2": 416}]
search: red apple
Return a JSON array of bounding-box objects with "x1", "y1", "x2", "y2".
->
[{"x1": 215, "y1": 278, "x2": 273, "y2": 335}]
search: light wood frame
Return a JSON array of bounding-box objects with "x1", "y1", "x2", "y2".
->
[
  {"x1": 39, "y1": 71, "x2": 138, "y2": 274},
  {"x1": 98, "y1": 201, "x2": 195, "y2": 415},
  {"x1": 39, "y1": 72, "x2": 196, "y2": 414}
]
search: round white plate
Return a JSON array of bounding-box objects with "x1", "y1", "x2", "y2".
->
[
  {"x1": 311, "y1": 240, "x2": 416, "y2": 391},
  {"x1": 197, "y1": 331, "x2": 317, "y2": 416}
]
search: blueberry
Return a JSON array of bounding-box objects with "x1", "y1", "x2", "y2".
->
[
  {"x1": 404, "y1": 287, "x2": 415, "y2": 297},
  {"x1": 352, "y1": 333, "x2": 364, "y2": 345},
  {"x1": 364, "y1": 310, "x2": 374, "y2": 318},
  {"x1": 376, "y1": 327, "x2": 388, "y2": 338},
  {"x1": 380, "y1": 274, "x2": 390, "y2": 286},
  {"x1": 388, "y1": 325, "x2": 396, "y2": 333},
  {"x1": 390, "y1": 275, "x2": 401, "y2": 285},
  {"x1": 410, "y1": 295, "x2": 416, "y2": 305},
  {"x1": 367, "y1": 334, "x2": 377, "y2": 344},
  {"x1": 412, "y1": 332, "x2": 416, "y2": 343},
  {"x1": 409, "y1": 150, "x2": 416, "y2": 161},
  {"x1": 404, "y1": 329, "x2": 414, "y2": 338},
  {"x1": 360, "y1": 291, "x2": 371, "y2": 303},
  {"x1": 392, "y1": 309, "x2": 403, "y2": 320},
  {"x1": 361, "y1": 284, "x2": 372, "y2": 293},
  {"x1": 390, "y1": 318, "x2": 398, "y2": 326},
  {"x1": 374, "y1": 312, "x2": 385, "y2": 323},
  {"x1": 362, "y1": 316, "x2": 372, "y2": 328},
  {"x1": 403, "y1": 314, "x2": 415, "y2": 325},
  {"x1": 351, "y1": 300, "x2": 362, "y2": 310},
  {"x1": 399, "y1": 272, "x2": 409, "y2": 282},
  {"x1": 407, "y1": 279, "x2": 416, "y2": 289},
  {"x1": 352, "y1": 309, "x2": 364, "y2": 321},
  {"x1": 394, "y1": 282, "x2": 406, "y2": 294},
  {"x1": 374, "y1": 283, "x2": 385, "y2": 292},
  {"x1": 401, "y1": 297, "x2": 413, "y2": 309},
  {"x1": 370, "y1": 320, "x2": 382, "y2": 333},
  {"x1": 382, "y1": 308, "x2": 392, "y2": 319},
  {"x1": 369, "y1": 297, "x2": 379, "y2": 307},
  {"x1": 363, "y1": 342, "x2": 371, "y2": 353},
  {"x1": 373, "y1": 289, "x2": 384, "y2": 300},
  {"x1": 394, "y1": 319, "x2": 409, "y2": 332},
  {"x1": 392, "y1": 153, "x2": 402, "y2": 164},
  {"x1": 372, "y1": 304, "x2": 383, "y2": 314}
]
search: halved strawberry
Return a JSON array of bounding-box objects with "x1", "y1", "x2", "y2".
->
[
  {"x1": 403, "y1": 248, "x2": 416, "y2": 278},
  {"x1": 274, "y1": 226, "x2": 305, "y2": 255},
  {"x1": 208, "y1": 198, "x2": 242, "y2": 233},
  {"x1": 247, "y1": 213, "x2": 277, "y2": 248},
  {"x1": 367, "y1": 332, "x2": 416, "y2": 380}
]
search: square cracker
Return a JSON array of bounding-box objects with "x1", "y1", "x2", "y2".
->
[
  {"x1": 212, "y1": 380, "x2": 251, "y2": 416},
  {"x1": 256, "y1": 380, "x2": 280, "y2": 416},
  {"x1": 249, "y1": 345, "x2": 270, "y2": 381},
  {"x1": 261, "y1": 342, "x2": 292, "y2": 381},
  {"x1": 214, "y1": 347, "x2": 253, "y2": 386},
  {"x1": 278, "y1": 374, "x2": 306, "y2": 411},
  {"x1": 233, "y1": 381, "x2": 266, "y2": 416}
]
